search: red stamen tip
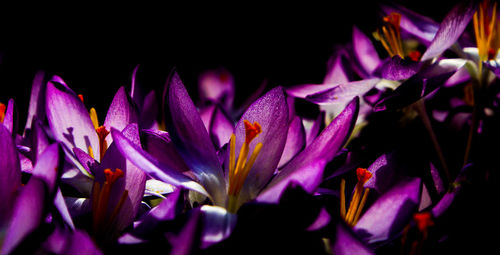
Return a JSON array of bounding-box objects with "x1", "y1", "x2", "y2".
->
[
  {"x1": 384, "y1": 13, "x2": 401, "y2": 28},
  {"x1": 104, "y1": 168, "x2": 124, "y2": 184},
  {"x1": 78, "y1": 94, "x2": 84, "y2": 103},
  {"x1": 356, "y1": 168, "x2": 372, "y2": 184},
  {"x1": 413, "y1": 212, "x2": 434, "y2": 232},
  {"x1": 0, "y1": 102, "x2": 6, "y2": 122},
  {"x1": 96, "y1": 126, "x2": 110, "y2": 141},
  {"x1": 408, "y1": 50, "x2": 422, "y2": 61},
  {"x1": 244, "y1": 120, "x2": 262, "y2": 144}
]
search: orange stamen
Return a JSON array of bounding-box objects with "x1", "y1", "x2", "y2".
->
[
  {"x1": 78, "y1": 94, "x2": 84, "y2": 103},
  {"x1": 376, "y1": 12, "x2": 405, "y2": 59},
  {"x1": 96, "y1": 126, "x2": 110, "y2": 160},
  {"x1": 343, "y1": 168, "x2": 373, "y2": 226}
]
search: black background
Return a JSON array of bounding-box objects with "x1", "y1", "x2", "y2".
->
[{"x1": 0, "y1": 1, "x2": 457, "y2": 125}]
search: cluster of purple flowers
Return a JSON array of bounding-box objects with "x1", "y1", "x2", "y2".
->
[{"x1": 1, "y1": 1, "x2": 499, "y2": 254}]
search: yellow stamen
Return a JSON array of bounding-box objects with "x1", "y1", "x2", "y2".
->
[
  {"x1": 90, "y1": 108, "x2": 99, "y2": 130},
  {"x1": 474, "y1": 0, "x2": 499, "y2": 64},
  {"x1": 375, "y1": 12, "x2": 405, "y2": 59},
  {"x1": 227, "y1": 120, "x2": 263, "y2": 212},
  {"x1": 88, "y1": 145, "x2": 95, "y2": 159},
  {"x1": 340, "y1": 179, "x2": 346, "y2": 218},
  {"x1": 342, "y1": 168, "x2": 373, "y2": 226}
]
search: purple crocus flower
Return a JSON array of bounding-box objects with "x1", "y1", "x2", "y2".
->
[{"x1": 44, "y1": 79, "x2": 148, "y2": 244}]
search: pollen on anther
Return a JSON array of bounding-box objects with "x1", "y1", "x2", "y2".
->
[
  {"x1": 104, "y1": 168, "x2": 124, "y2": 184},
  {"x1": 356, "y1": 168, "x2": 372, "y2": 184},
  {"x1": 244, "y1": 120, "x2": 262, "y2": 144}
]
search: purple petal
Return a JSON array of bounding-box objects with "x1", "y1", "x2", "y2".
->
[
  {"x1": 305, "y1": 79, "x2": 380, "y2": 105},
  {"x1": 165, "y1": 71, "x2": 225, "y2": 204},
  {"x1": 110, "y1": 128, "x2": 211, "y2": 199},
  {"x1": 286, "y1": 83, "x2": 338, "y2": 99},
  {"x1": 31, "y1": 120, "x2": 50, "y2": 164},
  {"x1": 210, "y1": 106, "x2": 234, "y2": 149},
  {"x1": 431, "y1": 187, "x2": 460, "y2": 218},
  {"x1": 331, "y1": 223, "x2": 374, "y2": 255},
  {"x1": 381, "y1": 4, "x2": 439, "y2": 44},
  {"x1": 73, "y1": 147, "x2": 97, "y2": 174},
  {"x1": 104, "y1": 86, "x2": 139, "y2": 145},
  {"x1": 131, "y1": 189, "x2": 182, "y2": 238},
  {"x1": 46, "y1": 81, "x2": 100, "y2": 161},
  {"x1": 140, "y1": 90, "x2": 159, "y2": 129},
  {"x1": 31, "y1": 143, "x2": 63, "y2": 195},
  {"x1": 98, "y1": 124, "x2": 146, "y2": 234},
  {"x1": 62, "y1": 229, "x2": 103, "y2": 255},
  {"x1": 421, "y1": 1, "x2": 476, "y2": 61},
  {"x1": 257, "y1": 97, "x2": 359, "y2": 203},
  {"x1": 0, "y1": 177, "x2": 47, "y2": 255},
  {"x1": 24, "y1": 72, "x2": 46, "y2": 133},
  {"x1": 198, "y1": 68, "x2": 235, "y2": 110},
  {"x1": 200, "y1": 205, "x2": 237, "y2": 248},
  {"x1": 444, "y1": 65, "x2": 470, "y2": 87},
  {"x1": 430, "y1": 162, "x2": 445, "y2": 194},
  {"x1": 2, "y1": 99, "x2": 18, "y2": 135},
  {"x1": 354, "y1": 178, "x2": 422, "y2": 243},
  {"x1": 167, "y1": 209, "x2": 202, "y2": 255},
  {"x1": 373, "y1": 56, "x2": 422, "y2": 80},
  {"x1": 352, "y1": 26, "x2": 381, "y2": 75},
  {"x1": 278, "y1": 116, "x2": 305, "y2": 168},
  {"x1": 306, "y1": 207, "x2": 331, "y2": 231},
  {"x1": 141, "y1": 129, "x2": 190, "y2": 173},
  {"x1": 324, "y1": 50, "x2": 350, "y2": 84},
  {"x1": 54, "y1": 189, "x2": 75, "y2": 230},
  {"x1": 19, "y1": 153, "x2": 33, "y2": 173},
  {"x1": 304, "y1": 112, "x2": 324, "y2": 146},
  {"x1": 485, "y1": 61, "x2": 500, "y2": 79},
  {"x1": 235, "y1": 87, "x2": 289, "y2": 204},
  {"x1": 199, "y1": 104, "x2": 216, "y2": 131},
  {"x1": 0, "y1": 124, "x2": 21, "y2": 223},
  {"x1": 374, "y1": 59, "x2": 466, "y2": 111}
]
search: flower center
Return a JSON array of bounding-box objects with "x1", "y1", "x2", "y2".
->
[
  {"x1": 227, "y1": 120, "x2": 263, "y2": 212},
  {"x1": 0, "y1": 102, "x2": 5, "y2": 123},
  {"x1": 87, "y1": 107, "x2": 110, "y2": 160},
  {"x1": 340, "y1": 168, "x2": 373, "y2": 226},
  {"x1": 474, "y1": 0, "x2": 499, "y2": 62},
  {"x1": 375, "y1": 12, "x2": 405, "y2": 59},
  {"x1": 91, "y1": 168, "x2": 128, "y2": 238}
]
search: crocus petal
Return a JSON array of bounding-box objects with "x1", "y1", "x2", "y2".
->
[
  {"x1": 31, "y1": 120, "x2": 50, "y2": 164},
  {"x1": 145, "y1": 179, "x2": 175, "y2": 197},
  {"x1": 305, "y1": 79, "x2": 380, "y2": 105},
  {"x1": 331, "y1": 223, "x2": 374, "y2": 255},
  {"x1": 131, "y1": 189, "x2": 182, "y2": 239},
  {"x1": 199, "y1": 104, "x2": 216, "y2": 132},
  {"x1": 381, "y1": 4, "x2": 439, "y2": 44},
  {"x1": 141, "y1": 129, "x2": 190, "y2": 173},
  {"x1": 200, "y1": 205, "x2": 237, "y2": 248},
  {"x1": 54, "y1": 189, "x2": 75, "y2": 230},
  {"x1": 373, "y1": 56, "x2": 422, "y2": 80},
  {"x1": 0, "y1": 124, "x2": 21, "y2": 223},
  {"x1": 46, "y1": 81, "x2": 100, "y2": 161},
  {"x1": 210, "y1": 106, "x2": 234, "y2": 149},
  {"x1": 324, "y1": 50, "x2": 350, "y2": 84},
  {"x1": 278, "y1": 116, "x2": 306, "y2": 168},
  {"x1": 64, "y1": 197, "x2": 91, "y2": 218},
  {"x1": 420, "y1": 1, "x2": 476, "y2": 61},
  {"x1": 98, "y1": 124, "x2": 146, "y2": 234},
  {"x1": 235, "y1": 87, "x2": 289, "y2": 203},
  {"x1": 444, "y1": 65, "x2": 470, "y2": 87},
  {"x1": 0, "y1": 177, "x2": 47, "y2": 255},
  {"x1": 19, "y1": 153, "x2": 33, "y2": 173},
  {"x1": 167, "y1": 209, "x2": 202, "y2": 255},
  {"x1": 73, "y1": 147, "x2": 97, "y2": 174},
  {"x1": 303, "y1": 112, "x2": 324, "y2": 146},
  {"x1": 111, "y1": 128, "x2": 210, "y2": 198},
  {"x1": 354, "y1": 178, "x2": 422, "y2": 243},
  {"x1": 165, "y1": 71, "x2": 225, "y2": 205},
  {"x1": 140, "y1": 90, "x2": 159, "y2": 130},
  {"x1": 374, "y1": 59, "x2": 466, "y2": 111},
  {"x1": 2, "y1": 99, "x2": 18, "y2": 135},
  {"x1": 352, "y1": 26, "x2": 381, "y2": 75},
  {"x1": 485, "y1": 61, "x2": 500, "y2": 79},
  {"x1": 306, "y1": 207, "x2": 331, "y2": 231},
  {"x1": 24, "y1": 71, "x2": 46, "y2": 133},
  {"x1": 198, "y1": 68, "x2": 235, "y2": 110},
  {"x1": 1, "y1": 144, "x2": 62, "y2": 255},
  {"x1": 62, "y1": 230, "x2": 103, "y2": 255},
  {"x1": 286, "y1": 83, "x2": 337, "y2": 99},
  {"x1": 104, "y1": 86, "x2": 139, "y2": 145},
  {"x1": 257, "y1": 97, "x2": 359, "y2": 203}
]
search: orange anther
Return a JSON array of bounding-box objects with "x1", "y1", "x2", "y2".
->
[
  {"x1": 244, "y1": 120, "x2": 262, "y2": 144},
  {"x1": 96, "y1": 126, "x2": 110, "y2": 141},
  {"x1": 409, "y1": 50, "x2": 422, "y2": 62},
  {"x1": 104, "y1": 168, "x2": 124, "y2": 184},
  {"x1": 356, "y1": 168, "x2": 372, "y2": 184},
  {"x1": 78, "y1": 94, "x2": 84, "y2": 103},
  {"x1": 0, "y1": 102, "x2": 6, "y2": 122}
]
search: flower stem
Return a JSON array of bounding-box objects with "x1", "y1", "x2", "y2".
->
[{"x1": 414, "y1": 99, "x2": 451, "y2": 183}]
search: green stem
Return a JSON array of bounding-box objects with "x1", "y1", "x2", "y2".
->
[{"x1": 414, "y1": 99, "x2": 451, "y2": 183}]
